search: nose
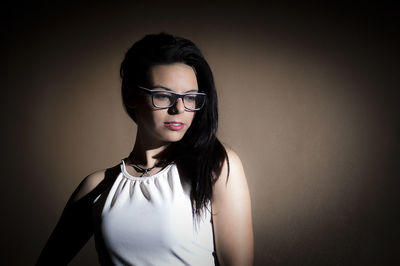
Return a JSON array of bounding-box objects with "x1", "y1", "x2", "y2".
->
[{"x1": 168, "y1": 97, "x2": 185, "y2": 115}]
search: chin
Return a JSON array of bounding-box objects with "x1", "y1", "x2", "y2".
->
[
  {"x1": 161, "y1": 131, "x2": 187, "y2": 143},
  {"x1": 165, "y1": 135, "x2": 185, "y2": 143}
]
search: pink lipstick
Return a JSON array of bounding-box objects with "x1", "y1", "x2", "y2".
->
[{"x1": 164, "y1": 122, "x2": 185, "y2": 131}]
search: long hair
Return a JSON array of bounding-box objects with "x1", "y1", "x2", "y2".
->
[{"x1": 120, "y1": 33, "x2": 229, "y2": 217}]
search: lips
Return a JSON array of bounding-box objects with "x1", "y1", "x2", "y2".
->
[{"x1": 164, "y1": 121, "x2": 185, "y2": 131}]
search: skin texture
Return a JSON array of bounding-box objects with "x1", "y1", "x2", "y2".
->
[
  {"x1": 37, "y1": 63, "x2": 254, "y2": 265},
  {"x1": 133, "y1": 63, "x2": 198, "y2": 148},
  {"x1": 125, "y1": 63, "x2": 198, "y2": 171},
  {"x1": 212, "y1": 149, "x2": 254, "y2": 266}
]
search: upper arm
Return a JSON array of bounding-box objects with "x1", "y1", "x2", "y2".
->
[
  {"x1": 212, "y1": 148, "x2": 254, "y2": 266},
  {"x1": 70, "y1": 170, "x2": 106, "y2": 203},
  {"x1": 37, "y1": 170, "x2": 106, "y2": 265}
]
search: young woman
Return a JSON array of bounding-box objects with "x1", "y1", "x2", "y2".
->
[{"x1": 37, "y1": 33, "x2": 253, "y2": 266}]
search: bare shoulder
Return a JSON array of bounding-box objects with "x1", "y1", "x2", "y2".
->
[
  {"x1": 217, "y1": 146, "x2": 245, "y2": 185},
  {"x1": 213, "y1": 145, "x2": 249, "y2": 203},
  {"x1": 225, "y1": 146, "x2": 241, "y2": 164},
  {"x1": 225, "y1": 146, "x2": 243, "y2": 169},
  {"x1": 212, "y1": 145, "x2": 254, "y2": 265},
  {"x1": 70, "y1": 169, "x2": 106, "y2": 203}
]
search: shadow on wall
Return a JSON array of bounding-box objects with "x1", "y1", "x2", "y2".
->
[{"x1": 1, "y1": 1, "x2": 399, "y2": 265}]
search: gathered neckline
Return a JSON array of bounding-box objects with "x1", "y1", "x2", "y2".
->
[{"x1": 121, "y1": 159, "x2": 173, "y2": 181}]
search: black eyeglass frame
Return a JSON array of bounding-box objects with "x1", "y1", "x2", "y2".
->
[{"x1": 137, "y1": 86, "x2": 207, "y2": 111}]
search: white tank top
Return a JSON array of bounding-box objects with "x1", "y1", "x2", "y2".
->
[{"x1": 93, "y1": 160, "x2": 215, "y2": 266}]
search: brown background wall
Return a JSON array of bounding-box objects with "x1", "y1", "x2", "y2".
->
[{"x1": 1, "y1": 1, "x2": 399, "y2": 265}]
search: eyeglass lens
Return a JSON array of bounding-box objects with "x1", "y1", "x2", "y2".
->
[{"x1": 153, "y1": 92, "x2": 205, "y2": 110}]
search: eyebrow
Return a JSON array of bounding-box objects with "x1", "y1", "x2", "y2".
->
[{"x1": 151, "y1": 85, "x2": 198, "y2": 93}]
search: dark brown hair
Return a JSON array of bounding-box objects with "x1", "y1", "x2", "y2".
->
[{"x1": 120, "y1": 33, "x2": 229, "y2": 217}]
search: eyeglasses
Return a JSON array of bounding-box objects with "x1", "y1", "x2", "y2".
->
[{"x1": 137, "y1": 86, "x2": 207, "y2": 111}]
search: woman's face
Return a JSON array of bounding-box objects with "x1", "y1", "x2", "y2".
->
[{"x1": 134, "y1": 63, "x2": 198, "y2": 146}]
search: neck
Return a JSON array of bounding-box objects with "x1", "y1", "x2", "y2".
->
[{"x1": 128, "y1": 129, "x2": 169, "y2": 168}]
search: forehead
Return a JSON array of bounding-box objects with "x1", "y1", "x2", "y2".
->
[{"x1": 148, "y1": 63, "x2": 198, "y2": 92}]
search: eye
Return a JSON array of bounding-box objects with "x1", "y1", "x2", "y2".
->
[
  {"x1": 185, "y1": 95, "x2": 197, "y2": 102},
  {"x1": 153, "y1": 92, "x2": 173, "y2": 101}
]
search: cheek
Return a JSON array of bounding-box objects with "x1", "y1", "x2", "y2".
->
[
  {"x1": 135, "y1": 105, "x2": 157, "y2": 127},
  {"x1": 186, "y1": 112, "x2": 196, "y2": 126}
]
